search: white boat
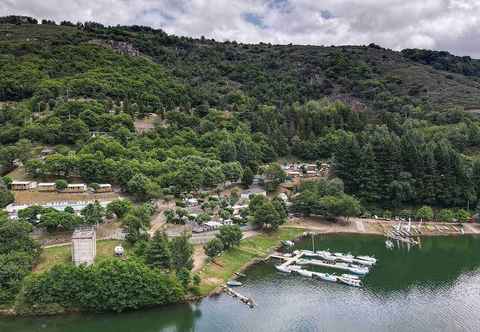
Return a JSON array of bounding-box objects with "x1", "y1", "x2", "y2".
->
[
  {"x1": 289, "y1": 265, "x2": 303, "y2": 271},
  {"x1": 385, "y1": 240, "x2": 394, "y2": 249},
  {"x1": 356, "y1": 255, "x2": 377, "y2": 264},
  {"x1": 315, "y1": 272, "x2": 338, "y2": 282},
  {"x1": 275, "y1": 265, "x2": 292, "y2": 273},
  {"x1": 341, "y1": 274, "x2": 359, "y2": 279},
  {"x1": 338, "y1": 275, "x2": 362, "y2": 287},
  {"x1": 282, "y1": 240, "x2": 295, "y2": 247},
  {"x1": 316, "y1": 250, "x2": 337, "y2": 261},
  {"x1": 333, "y1": 252, "x2": 354, "y2": 259},
  {"x1": 226, "y1": 280, "x2": 242, "y2": 287},
  {"x1": 296, "y1": 269, "x2": 313, "y2": 278},
  {"x1": 348, "y1": 265, "x2": 369, "y2": 275},
  {"x1": 296, "y1": 258, "x2": 310, "y2": 265},
  {"x1": 301, "y1": 250, "x2": 318, "y2": 257},
  {"x1": 353, "y1": 258, "x2": 375, "y2": 266}
]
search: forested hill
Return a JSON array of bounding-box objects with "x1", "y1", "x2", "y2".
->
[
  {"x1": 2, "y1": 21, "x2": 480, "y2": 113},
  {"x1": 3, "y1": 17, "x2": 480, "y2": 212}
]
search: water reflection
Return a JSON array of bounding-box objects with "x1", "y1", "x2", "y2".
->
[{"x1": 2, "y1": 235, "x2": 480, "y2": 332}]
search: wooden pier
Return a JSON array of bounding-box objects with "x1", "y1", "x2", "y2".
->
[{"x1": 223, "y1": 286, "x2": 256, "y2": 308}]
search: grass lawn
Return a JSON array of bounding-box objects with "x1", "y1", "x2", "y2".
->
[
  {"x1": 198, "y1": 228, "x2": 305, "y2": 295},
  {"x1": 34, "y1": 240, "x2": 128, "y2": 273}
]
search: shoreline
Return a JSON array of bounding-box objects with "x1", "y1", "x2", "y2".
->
[{"x1": 3, "y1": 222, "x2": 480, "y2": 318}]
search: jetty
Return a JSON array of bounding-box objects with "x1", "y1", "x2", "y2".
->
[
  {"x1": 297, "y1": 258, "x2": 367, "y2": 273},
  {"x1": 223, "y1": 286, "x2": 256, "y2": 308}
]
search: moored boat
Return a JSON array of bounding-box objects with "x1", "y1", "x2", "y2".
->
[
  {"x1": 356, "y1": 255, "x2": 377, "y2": 264},
  {"x1": 227, "y1": 280, "x2": 243, "y2": 287},
  {"x1": 338, "y1": 275, "x2": 362, "y2": 287},
  {"x1": 275, "y1": 265, "x2": 292, "y2": 273},
  {"x1": 296, "y1": 269, "x2": 313, "y2": 278},
  {"x1": 348, "y1": 265, "x2": 369, "y2": 275},
  {"x1": 315, "y1": 272, "x2": 338, "y2": 282}
]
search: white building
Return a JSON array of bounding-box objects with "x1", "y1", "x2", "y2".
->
[{"x1": 72, "y1": 227, "x2": 96, "y2": 266}]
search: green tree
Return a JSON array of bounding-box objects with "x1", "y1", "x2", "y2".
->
[
  {"x1": 241, "y1": 166, "x2": 254, "y2": 188},
  {"x1": 437, "y1": 209, "x2": 455, "y2": 222},
  {"x1": 204, "y1": 238, "x2": 224, "y2": 258},
  {"x1": 455, "y1": 209, "x2": 471, "y2": 223},
  {"x1": 170, "y1": 232, "x2": 193, "y2": 271},
  {"x1": 55, "y1": 179, "x2": 68, "y2": 191},
  {"x1": 415, "y1": 206, "x2": 434, "y2": 221},
  {"x1": 106, "y1": 199, "x2": 132, "y2": 219},
  {"x1": 216, "y1": 225, "x2": 242, "y2": 249},
  {"x1": 81, "y1": 201, "x2": 105, "y2": 225},
  {"x1": 145, "y1": 231, "x2": 172, "y2": 269}
]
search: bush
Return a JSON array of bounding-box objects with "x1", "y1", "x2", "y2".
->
[
  {"x1": 19, "y1": 260, "x2": 185, "y2": 313},
  {"x1": 204, "y1": 238, "x2": 224, "y2": 258},
  {"x1": 55, "y1": 179, "x2": 68, "y2": 191}
]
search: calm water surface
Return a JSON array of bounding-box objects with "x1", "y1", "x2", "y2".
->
[{"x1": 2, "y1": 234, "x2": 480, "y2": 332}]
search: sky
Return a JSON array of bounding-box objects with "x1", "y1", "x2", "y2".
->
[{"x1": 2, "y1": 0, "x2": 480, "y2": 57}]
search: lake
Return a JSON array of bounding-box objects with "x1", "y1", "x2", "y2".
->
[{"x1": 2, "y1": 234, "x2": 480, "y2": 332}]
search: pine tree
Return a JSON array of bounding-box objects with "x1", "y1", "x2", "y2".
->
[
  {"x1": 146, "y1": 231, "x2": 172, "y2": 269},
  {"x1": 170, "y1": 232, "x2": 193, "y2": 271}
]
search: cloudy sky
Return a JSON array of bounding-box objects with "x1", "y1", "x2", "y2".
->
[{"x1": 2, "y1": 0, "x2": 480, "y2": 57}]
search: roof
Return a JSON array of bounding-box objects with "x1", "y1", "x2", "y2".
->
[
  {"x1": 98, "y1": 184, "x2": 111, "y2": 187},
  {"x1": 72, "y1": 227, "x2": 95, "y2": 239},
  {"x1": 38, "y1": 182, "x2": 55, "y2": 186},
  {"x1": 68, "y1": 183, "x2": 87, "y2": 188},
  {"x1": 11, "y1": 181, "x2": 32, "y2": 185}
]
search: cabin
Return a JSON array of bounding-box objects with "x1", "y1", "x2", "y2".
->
[
  {"x1": 304, "y1": 170, "x2": 317, "y2": 178},
  {"x1": 95, "y1": 184, "x2": 112, "y2": 193},
  {"x1": 11, "y1": 181, "x2": 37, "y2": 191},
  {"x1": 286, "y1": 170, "x2": 301, "y2": 178},
  {"x1": 72, "y1": 227, "x2": 96, "y2": 266},
  {"x1": 38, "y1": 182, "x2": 56, "y2": 192},
  {"x1": 305, "y1": 164, "x2": 317, "y2": 172},
  {"x1": 64, "y1": 184, "x2": 87, "y2": 193}
]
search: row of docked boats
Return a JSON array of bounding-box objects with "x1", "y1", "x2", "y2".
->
[
  {"x1": 300, "y1": 249, "x2": 377, "y2": 266},
  {"x1": 276, "y1": 264, "x2": 362, "y2": 287}
]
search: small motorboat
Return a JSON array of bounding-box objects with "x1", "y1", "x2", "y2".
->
[
  {"x1": 296, "y1": 269, "x2": 313, "y2": 278},
  {"x1": 316, "y1": 251, "x2": 336, "y2": 261},
  {"x1": 234, "y1": 272, "x2": 246, "y2": 278},
  {"x1": 316, "y1": 272, "x2": 338, "y2": 282},
  {"x1": 333, "y1": 252, "x2": 354, "y2": 259},
  {"x1": 353, "y1": 258, "x2": 375, "y2": 267},
  {"x1": 288, "y1": 265, "x2": 302, "y2": 272},
  {"x1": 296, "y1": 259, "x2": 310, "y2": 265},
  {"x1": 356, "y1": 255, "x2": 377, "y2": 264},
  {"x1": 282, "y1": 240, "x2": 295, "y2": 247},
  {"x1": 341, "y1": 274, "x2": 359, "y2": 279},
  {"x1": 338, "y1": 275, "x2": 362, "y2": 287},
  {"x1": 227, "y1": 280, "x2": 243, "y2": 287},
  {"x1": 348, "y1": 265, "x2": 369, "y2": 275},
  {"x1": 275, "y1": 265, "x2": 292, "y2": 273}
]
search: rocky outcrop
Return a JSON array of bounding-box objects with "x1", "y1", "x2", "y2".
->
[{"x1": 88, "y1": 39, "x2": 141, "y2": 57}]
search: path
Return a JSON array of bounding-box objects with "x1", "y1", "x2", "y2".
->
[
  {"x1": 149, "y1": 200, "x2": 175, "y2": 235},
  {"x1": 464, "y1": 223, "x2": 480, "y2": 234}
]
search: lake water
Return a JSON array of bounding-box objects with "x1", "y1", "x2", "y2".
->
[{"x1": 2, "y1": 234, "x2": 480, "y2": 332}]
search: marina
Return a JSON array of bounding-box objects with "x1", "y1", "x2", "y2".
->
[
  {"x1": 269, "y1": 246, "x2": 377, "y2": 286},
  {"x1": 3, "y1": 234, "x2": 480, "y2": 332}
]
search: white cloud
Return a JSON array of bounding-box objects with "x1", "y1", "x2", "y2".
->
[{"x1": 1, "y1": 0, "x2": 480, "y2": 57}]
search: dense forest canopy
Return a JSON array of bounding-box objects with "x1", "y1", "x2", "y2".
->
[{"x1": 2, "y1": 16, "x2": 480, "y2": 212}]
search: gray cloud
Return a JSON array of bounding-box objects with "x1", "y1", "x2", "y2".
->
[{"x1": 1, "y1": 0, "x2": 480, "y2": 57}]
